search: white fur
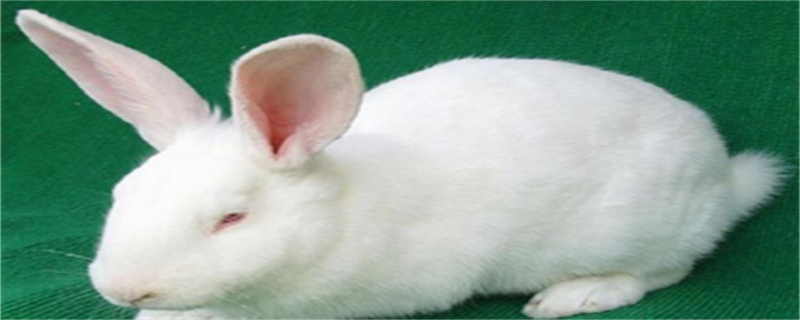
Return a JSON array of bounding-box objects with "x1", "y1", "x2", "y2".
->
[{"x1": 17, "y1": 10, "x2": 785, "y2": 319}]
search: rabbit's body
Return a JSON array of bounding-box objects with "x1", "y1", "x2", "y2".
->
[
  {"x1": 17, "y1": 10, "x2": 784, "y2": 319},
  {"x1": 219, "y1": 58, "x2": 739, "y2": 318}
]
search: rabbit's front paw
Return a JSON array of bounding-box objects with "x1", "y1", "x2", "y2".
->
[
  {"x1": 135, "y1": 309, "x2": 219, "y2": 320},
  {"x1": 522, "y1": 274, "x2": 645, "y2": 318}
]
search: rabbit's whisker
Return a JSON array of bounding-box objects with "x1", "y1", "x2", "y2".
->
[{"x1": 35, "y1": 249, "x2": 94, "y2": 262}]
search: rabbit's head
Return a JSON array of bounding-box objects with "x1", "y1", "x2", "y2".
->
[{"x1": 17, "y1": 10, "x2": 363, "y2": 310}]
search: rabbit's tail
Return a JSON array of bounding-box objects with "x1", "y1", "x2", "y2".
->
[{"x1": 728, "y1": 151, "x2": 788, "y2": 218}]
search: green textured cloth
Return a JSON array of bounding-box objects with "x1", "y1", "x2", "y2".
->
[{"x1": 2, "y1": 2, "x2": 797, "y2": 319}]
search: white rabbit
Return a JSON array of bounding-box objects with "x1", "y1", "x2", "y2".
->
[{"x1": 17, "y1": 10, "x2": 785, "y2": 320}]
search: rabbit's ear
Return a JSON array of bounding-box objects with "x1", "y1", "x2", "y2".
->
[
  {"x1": 230, "y1": 35, "x2": 364, "y2": 167},
  {"x1": 16, "y1": 10, "x2": 210, "y2": 150}
]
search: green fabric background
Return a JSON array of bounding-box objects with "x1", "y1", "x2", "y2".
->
[{"x1": 2, "y1": 2, "x2": 797, "y2": 319}]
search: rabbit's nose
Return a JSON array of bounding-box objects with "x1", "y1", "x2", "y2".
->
[{"x1": 89, "y1": 261, "x2": 161, "y2": 307}]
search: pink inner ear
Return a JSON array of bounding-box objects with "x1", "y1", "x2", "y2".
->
[
  {"x1": 246, "y1": 96, "x2": 307, "y2": 157},
  {"x1": 247, "y1": 99, "x2": 296, "y2": 155},
  {"x1": 257, "y1": 102, "x2": 311, "y2": 157},
  {"x1": 241, "y1": 59, "x2": 323, "y2": 157}
]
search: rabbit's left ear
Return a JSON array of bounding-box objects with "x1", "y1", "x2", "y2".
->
[
  {"x1": 16, "y1": 10, "x2": 210, "y2": 150},
  {"x1": 230, "y1": 35, "x2": 364, "y2": 168}
]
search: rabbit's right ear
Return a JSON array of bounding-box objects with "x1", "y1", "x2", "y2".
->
[
  {"x1": 230, "y1": 35, "x2": 364, "y2": 168},
  {"x1": 15, "y1": 10, "x2": 210, "y2": 150}
]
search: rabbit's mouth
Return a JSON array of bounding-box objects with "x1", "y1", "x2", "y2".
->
[{"x1": 96, "y1": 286, "x2": 213, "y2": 311}]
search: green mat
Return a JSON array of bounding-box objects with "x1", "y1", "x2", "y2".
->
[{"x1": 2, "y1": 2, "x2": 797, "y2": 319}]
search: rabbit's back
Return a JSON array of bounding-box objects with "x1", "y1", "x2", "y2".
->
[{"x1": 352, "y1": 58, "x2": 721, "y2": 155}]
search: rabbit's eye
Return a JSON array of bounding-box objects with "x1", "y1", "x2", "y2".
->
[{"x1": 213, "y1": 213, "x2": 246, "y2": 233}]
